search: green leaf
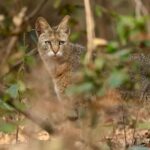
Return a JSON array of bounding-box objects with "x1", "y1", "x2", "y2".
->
[
  {"x1": 67, "y1": 82, "x2": 94, "y2": 95},
  {"x1": 142, "y1": 40, "x2": 150, "y2": 47},
  {"x1": 114, "y1": 49, "x2": 131, "y2": 59},
  {"x1": 97, "y1": 87, "x2": 106, "y2": 96},
  {"x1": 107, "y1": 41, "x2": 119, "y2": 53},
  {"x1": 137, "y1": 122, "x2": 150, "y2": 129},
  {"x1": 17, "y1": 80, "x2": 26, "y2": 92},
  {"x1": 116, "y1": 16, "x2": 134, "y2": 44},
  {"x1": 70, "y1": 32, "x2": 80, "y2": 42},
  {"x1": 94, "y1": 58, "x2": 105, "y2": 70},
  {"x1": 77, "y1": 82, "x2": 94, "y2": 93},
  {"x1": 0, "y1": 121, "x2": 16, "y2": 133},
  {"x1": 6, "y1": 84, "x2": 19, "y2": 99},
  {"x1": 84, "y1": 68, "x2": 97, "y2": 78},
  {"x1": 135, "y1": 17, "x2": 146, "y2": 30},
  {"x1": 24, "y1": 55, "x2": 36, "y2": 66},
  {"x1": 0, "y1": 99, "x2": 14, "y2": 111},
  {"x1": 53, "y1": 0, "x2": 61, "y2": 8},
  {"x1": 107, "y1": 70, "x2": 128, "y2": 88},
  {"x1": 18, "y1": 45, "x2": 27, "y2": 52},
  {"x1": 14, "y1": 100, "x2": 26, "y2": 111},
  {"x1": 95, "y1": 5, "x2": 102, "y2": 17}
]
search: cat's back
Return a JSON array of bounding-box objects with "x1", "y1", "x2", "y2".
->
[
  {"x1": 67, "y1": 43, "x2": 85, "y2": 71},
  {"x1": 68, "y1": 43, "x2": 85, "y2": 55}
]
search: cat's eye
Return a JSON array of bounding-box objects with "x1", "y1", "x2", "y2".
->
[
  {"x1": 59, "y1": 41, "x2": 65, "y2": 45},
  {"x1": 45, "y1": 41, "x2": 51, "y2": 44}
]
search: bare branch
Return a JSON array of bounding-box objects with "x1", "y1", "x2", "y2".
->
[
  {"x1": 84, "y1": 0, "x2": 95, "y2": 64},
  {"x1": 133, "y1": 0, "x2": 149, "y2": 18},
  {"x1": 5, "y1": 99, "x2": 56, "y2": 135},
  {"x1": 132, "y1": 0, "x2": 150, "y2": 42},
  {"x1": 0, "y1": 48, "x2": 37, "y2": 80},
  {"x1": 1, "y1": 7, "x2": 27, "y2": 66},
  {"x1": 1, "y1": 0, "x2": 48, "y2": 67},
  {"x1": 25, "y1": 0, "x2": 49, "y2": 21}
]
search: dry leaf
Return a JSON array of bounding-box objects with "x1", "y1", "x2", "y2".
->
[
  {"x1": 13, "y1": 7, "x2": 27, "y2": 27},
  {"x1": 93, "y1": 38, "x2": 108, "y2": 47},
  {"x1": 0, "y1": 14, "x2": 5, "y2": 22}
]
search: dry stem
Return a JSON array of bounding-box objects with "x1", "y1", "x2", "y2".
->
[{"x1": 84, "y1": 0, "x2": 95, "y2": 64}]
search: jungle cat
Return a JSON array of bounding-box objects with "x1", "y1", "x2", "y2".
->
[{"x1": 35, "y1": 15, "x2": 85, "y2": 101}]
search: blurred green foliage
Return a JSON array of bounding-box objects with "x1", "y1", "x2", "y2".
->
[
  {"x1": 116, "y1": 15, "x2": 148, "y2": 44},
  {"x1": 0, "y1": 120, "x2": 17, "y2": 133},
  {"x1": 66, "y1": 2, "x2": 150, "y2": 98}
]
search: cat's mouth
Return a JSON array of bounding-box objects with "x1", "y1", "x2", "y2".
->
[{"x1": 47, "y1": 51, "x2": 63, "y2": 57}]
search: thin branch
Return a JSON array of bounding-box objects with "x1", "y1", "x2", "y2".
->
[
  {"x1": 7, "y1": 100, "x2": 56, "y2": 135},
  {"x1": 1, "y1": 7, "x2": 27, "y2": 66},
  {"x1": 133, "y1": 0, "x2": 149, "y2": 18},
  {"x1": 25, "y1": 0, "x2": 49, "y2": 21},
  {"x1": 122, "y1": 105, "x2": 128, "y2": 148},
  {"x1": 132, "y1": 0, "x2": 150, "y2": 33},
  {"x1": 0, "y1": 48, "x2": 37, "y2": 80},
  {"x1": 1, "y1": 0, "x2": 48, "y2": 67},
  {"x1": 131, "y1": 84, "x2": 148, "y2": 144},
  {"x1": 84, "y1": 0, "x2": 95, "y2": 64}
]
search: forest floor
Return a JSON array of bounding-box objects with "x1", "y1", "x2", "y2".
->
[{"x1": 0, "y1": 60, "x2": 150, "y2": 150}]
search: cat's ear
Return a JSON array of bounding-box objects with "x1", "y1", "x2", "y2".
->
[
  {"x1": 35, "y1": 17, "x2": 52, "y2": 37},
  {"x1": 57, "y1": 15, "x2": 70, "y2": 35}
]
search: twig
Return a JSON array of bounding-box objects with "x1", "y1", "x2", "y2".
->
[
  {"x1": 0, "y1": 48, "x2": 37, "y2": 80},
  {"x1": 133, "y1": 0, "x2": 149, "y2": 18},
  {"x1": 25, "y1": 0, "x2": 49, "y2": 21},
  {"x1": 1, "y1": 37, "x2": 18, "y2": 63},
  {"x1": 132, "y1": 0, "x2": 150, "y2": 33},
  {"x1": 16, "y1": 117, "x2": 19, "y2": 143},
  {"x1": 7, "y1": 100, "x2": 56, "y2": 135},
  {"x1": 1, "y1": 0, "x2": 48, "y2": 66},
  {"x1": 131, "y1": 85, "x2": 148, "y2": 144},
  {"x1": 1, "y1": 8, "x2": 27, "y2": 66},
  {"x1": 84, "y1": 0, "x2": 95, "y2": 64},
  {"x1": 121, "y1": 104, "x2": 128, "y2": 148}
]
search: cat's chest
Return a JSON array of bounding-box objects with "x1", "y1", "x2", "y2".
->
[{"x1": 44, "y1": 57, "x2": 70, "y2": 76}]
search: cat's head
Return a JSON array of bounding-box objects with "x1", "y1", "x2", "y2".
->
[{"x1": 35, "y1": 15, "x2": 70, "y2": 57}]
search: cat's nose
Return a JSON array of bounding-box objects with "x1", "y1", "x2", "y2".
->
[
  {"x1": 52, "y1": 49, "x2": 59, "y2": 55},
  {"x1": 51, "y1": 44, "x2": 59, "y2": 55}
]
